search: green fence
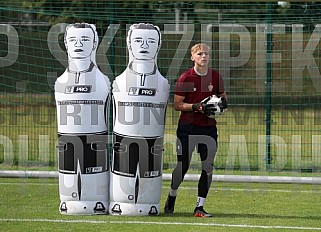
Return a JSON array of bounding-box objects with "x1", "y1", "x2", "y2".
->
[{"x1": 1, "y1": 1, "x2": 321, "y2": 173}]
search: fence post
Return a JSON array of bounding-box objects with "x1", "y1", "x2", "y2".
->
[{"x1": 265, "y1": 2, "x2": 273, "y2": 170}]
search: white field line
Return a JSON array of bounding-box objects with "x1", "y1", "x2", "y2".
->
[
  {"x1": 0, "y1": 182, "x2": 58, "y2": 186},
  {"x1": 177, "y1": 186, "x2": 321, "y2": 194},
  {"x1": 1, "y1": 171, "x2": 321, "y2": 184},
  {"x1": 0, "y1": 218, "x2": 321, "y2": 230},
  {"x1": 1, "y1": 182, "x2": 321, "y2": 194}
]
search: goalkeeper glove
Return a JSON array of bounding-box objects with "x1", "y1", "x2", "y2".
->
[
  {"x1": 192, "y1": 97, "x2": 216, "y2": 116},
  {"x1": 220, "y1": 97, "x2": 228, "y2": 109}
]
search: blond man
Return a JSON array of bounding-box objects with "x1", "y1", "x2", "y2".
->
[{"x1": 164, "y1": 43, "x2": 227, "y2": 217}]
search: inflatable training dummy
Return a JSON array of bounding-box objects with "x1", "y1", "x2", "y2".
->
[
  {"x1": 110, "y1": 23, "x2": 169, "y2": 216},
  {"x1": 55, "y1": 23, "x2": 110, "y2": 215}
]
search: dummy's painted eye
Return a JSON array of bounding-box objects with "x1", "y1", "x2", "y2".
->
[
  {"x1": 148, "y1": 39, "x2": 156, "y2": 44},
  {"x1": 81, "y1": 36, "x2": 91, "y2": 42},
  {"x1": 133, "y1": 37, "x2": 143, "y2": 43},
  {"x1": 68, "y1": 38, "x2": 76, "y2": 43}
]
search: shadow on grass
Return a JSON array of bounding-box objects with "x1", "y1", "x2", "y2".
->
[{"x1": 159, "y1": 212, "x2": 194, "y2": 217}]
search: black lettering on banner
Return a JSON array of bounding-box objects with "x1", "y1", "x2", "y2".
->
[
  {"x1": 58, "y1": 100, "x2": 103, "y2": 105},
  {"x1": 118, "y1": 101, "x2": 165, "y2": 108}
]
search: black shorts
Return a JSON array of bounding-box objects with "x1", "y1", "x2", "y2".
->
[
  {"x1": 58, "y1": 133, "x2": 109, "y2": 174},
  {"x1": 176, "y1": 121, "x2": 218, "y2": 162},
  {"x1": 112, "y1": 133, "x2": 163, "y2": 178}
]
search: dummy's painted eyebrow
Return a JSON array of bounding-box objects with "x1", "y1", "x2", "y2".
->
[
  {"x1": 148, "y1": 38, "x2": 157, "y2": 41},
  {"x1": 133, "y1": 37, "x2": 143, "y2": 40}
]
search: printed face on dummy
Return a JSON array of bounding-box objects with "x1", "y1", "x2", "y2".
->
[
  {"x1": 130, "y1": 29, "x2": 159, "y2": 60},
  {"x1": 65, "y1": 28, "x2": 95, "y2": 60}
]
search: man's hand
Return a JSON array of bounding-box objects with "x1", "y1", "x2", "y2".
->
[
  {"x1": 192, "y1": 97, "x2": 216, "y2": 116},
  {"x1": 192, "y1": 102, "x2": 204, "y2": 112}
]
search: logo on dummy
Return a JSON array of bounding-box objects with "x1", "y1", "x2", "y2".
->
[
  {"x1": 60, "y1": 202, "x2": 68, "y2": 213},
  {"x1": 94, "y1": 202, "x2": 106, "y2": 213},
  {"x1": 128, "y1": 87, "x2": 156, "y2": 96},
  {"x1": 144, "y1": 170, "x2": 159, "y2": 177},
  {"x1": 86, "y1": 166, "x2": 103, "y2": 174},
  {"x1": 148, "y1": 206, "x2": 158, "y2": 215},
  {"x1": 65, "y1": 85, "x2": 92, "y2": 93},
  {"x1": 111, "y1": 204, "x2": 122, "y2": 215}
]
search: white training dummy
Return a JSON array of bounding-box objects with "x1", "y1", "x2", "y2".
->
[
  {"x1": 55, "y1": 23, "x2": 110, "y2": 215},
  {"x1": 110, "y1": 23, "x2": 170, "y2": 216}
]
